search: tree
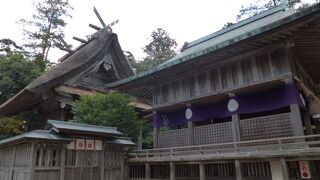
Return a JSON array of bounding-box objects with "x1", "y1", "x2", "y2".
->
[
  {"x1": 0, "y1": 39, "x2": 23, "y2": 55},
  {"x1": 0, "y1": 116, "x2": 24, "y2": 140},
  {"x1": 19, "y1": 0, "x2": 73, "y2": 71},
  {"x1": 0, "y1": 53, "x2": 41, "y2": 104},
  {"x1": 73, "y1": 93, "x2": 143, "y2": 142},
  {"x1": 237, "y1": 0, "x2": 302, "y2": 21},
  {"x1": 143, "y1": 28, "x2": 177, "y2": 68},
  {"x1": 127, "y1": 28, "x2": 177, "y2": 73}
]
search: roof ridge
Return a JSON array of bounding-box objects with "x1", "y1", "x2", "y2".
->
[{"x1": 48, "y1": 120, "x2": 118, "y2": 130}]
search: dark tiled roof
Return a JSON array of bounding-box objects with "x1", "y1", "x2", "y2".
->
[
  {"x1": 48, "y1": 120, "x2": 123, "y2": 136},
  {"x1": 106, "y1": 4, "x2": 320, "y2": 88}
]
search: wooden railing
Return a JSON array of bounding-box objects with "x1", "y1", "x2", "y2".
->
[
  {"x1": 129, "y1": 134, "x2": 320, "y2": 159},
  {"x1": 157, "y1": 113, "x2": 292, "y2": 148}
]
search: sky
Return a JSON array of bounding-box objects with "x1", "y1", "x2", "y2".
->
[{"x1": 0, "y1": 0, "x2": 317, "y2": 62}]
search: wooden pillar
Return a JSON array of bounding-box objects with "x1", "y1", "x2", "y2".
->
[
  {"x1": 123, "y1": 163, "x2": 130, "y2": 180},
  {"x1": 280, "y1": 158, "x2": 290, "y2": 180},
  {"x1": 170, "y1": 162, "x2": 175, "y2": 180},
  {"x1": 303, "y1": 110, "x2": 313, "y2": 135},
  {"x1": 232, "y1": 114, "x2": 241, "y2": 142},
  {"x1": 9, "y1": 146, "x2": 17, "y2": 180},
  {"x1": 235, "y1": 160, "x2": 242, "y2": 180},
  {"x1": 188, "y1": 121, "x2": 195, "y2": 146},
  {"x1": 153, "y1": 127, "x2": 159, "y2": 149},
  {"x1": 145, "y1": 163, "x2": 151, "y2": 180},
  {"x1": 120, "y1": 149, "x2": 125, "y2": 180},
  {"x1": 100, "y1": 144, "x2": 105, "y2": 180},
  {"x1": 290, "y1": 104, "x2": 305, "y2": 136},
  {"x1": 29, "y1": 142, "x2": 37, "y2": 180},
  {"x1": 270, "y1": 158, "x2": 289, "y2": 180},
  {"x1": 60, "y1": 144, "x2": 66, "y2": 180},
  {"x1": 199, "y1": 162, "x2": 205, "y2": 180},
  {"x1": 315, "y1": 118, "x2": 320, "y2": 134},
  {"x1": 138, "y1": 128, "x2": 143, "y2": 150}
]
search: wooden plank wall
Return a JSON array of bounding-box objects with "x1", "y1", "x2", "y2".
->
[
  {"x1": 104, "y1": 146, "x2": 124, "y2": 180},
  {"x1": 154, "y1": 49, "x2": 290, "y2": 106},
  {"x1": 0, "y1": 141, "x2": 126, "y2": 180},
  {"x1": 0, "y1": 143, "x2": 32, "y2": 180}
]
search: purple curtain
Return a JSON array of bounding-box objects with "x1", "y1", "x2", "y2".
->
[{"x1": 153, "y1": 83, "x2": 306, "y2": 127}]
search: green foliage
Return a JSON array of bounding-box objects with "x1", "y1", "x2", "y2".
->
[
  {"x1": 73, "y1": 93, "x2": 143, "y2": 142},
  {"x1": 127, "y1": 28, "x2": 177, "y2": 73},
  {"x1": 0, "y1": 116, "x2": 24, "y2": 140},
  {"x1": 19, "y1": 0, "x2": 73, "y2": 71},
  {"x1": 222, "y1": 22, "x2": 235, "y2": 29},
  {"x1": 0, "y1": 53, "x2": 41, "y2": 104},
  {"x1": 0, "y1": 39, "x2": 23, "y2": 55},
  {"x1": 237, "y1": 0, "x2": 302, "y2": 21}
]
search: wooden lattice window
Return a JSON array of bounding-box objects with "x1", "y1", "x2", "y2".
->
[
  {"x1": 151, "y1": 164, "x2": 170, "y2": 179},
  {"x1": 205, "y1": 163, "x2": 235, "y2": 177},
  {"x1": 240, "y1": 113, "x2": 293, "y2": 141},
  {"x1": 241, "y1": 162, "x2": 271, "y2": 177},
  {"x1": 194, "y1": 122, "x2": 233, "y2": 145},
  {"x1": 175, "y1": 164, "x2": 199, "y2": 178},
  {"x1": 158, "y1": 128, "x2": 188, "y2": 148},
  {"x1": 36, "y1": 143, "x2": 62, "y2": 167},
  {"x1": 65, "y1": 149, "x2": 99, "y2": 167},
  {"x1": 129, "y1": 164, "x2": 146, "y2": 179}
]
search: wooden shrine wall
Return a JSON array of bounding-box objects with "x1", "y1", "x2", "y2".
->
[{"x1": 154, "y1": 49, "x2": 291, "y2": 107}]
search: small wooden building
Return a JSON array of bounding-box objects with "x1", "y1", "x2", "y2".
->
[{"x1": 0, "y1": 120, "x2": 135, "y2": 180}]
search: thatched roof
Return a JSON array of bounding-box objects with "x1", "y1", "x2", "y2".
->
[{"x1": 0, "y1": 28, "x2": 134, "y2": 116}]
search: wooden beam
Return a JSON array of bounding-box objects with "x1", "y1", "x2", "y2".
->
[
  {"x1": 60, "y1": 145, "x2": 66, "y2": 180},
  {"x1": 130, "y1": 101, "x2": 152, "y2": 110},
  {"x1": 29, "y1": 143, "x2": 37, "y2": 180},
  {"x1": 290, "y1": 104, "x2": 305, "y2": 136},
  {"x1": 93, "y1": 7, "x2": 107, "y2": 27},
  {"x1": 188, "y1": 122, "x2": 195, "y2": 146},
  {"x1": 138, "y1": 129, "x2": 143, "y2": 150},
  {"x1": 170, "y1": 162, "x2": 175, "y2": 180},
  {"x1": 73, "y1": 36, "x2": 87, "y2": 43},
  {"x1": 153, "y1": 127, "x2": 159, "y2": 149},
  {"x1": 199, "y1": 162, "x2": 205, "y2": 180},
  {"x1": 9, "y1": 146, "x2": 17, "y2": 180},
  {"x1": 145, "y1": 163, "x2": 150, "y2": 180},
  {"x1": 100, "y1": 144, "x2": 105, "y2": 180},
  {"x1": 55, "y1": 85, "x2": 95, "y2": 96},
  {"x1": 280, "y1": 158, "x2": 290, "y2": 180},
  {"x1": 235, "y1": 160, "x2": 242, "y2": 180},
  {"x1": 89, "y1": 23, "x2": 102, "y2": 30},
  {"x1": 232, "y1": 114, "x2": 241, "y2": 142},
  {"x1": 59, "y1": 47, "x2": 73, "y2": 53}
]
